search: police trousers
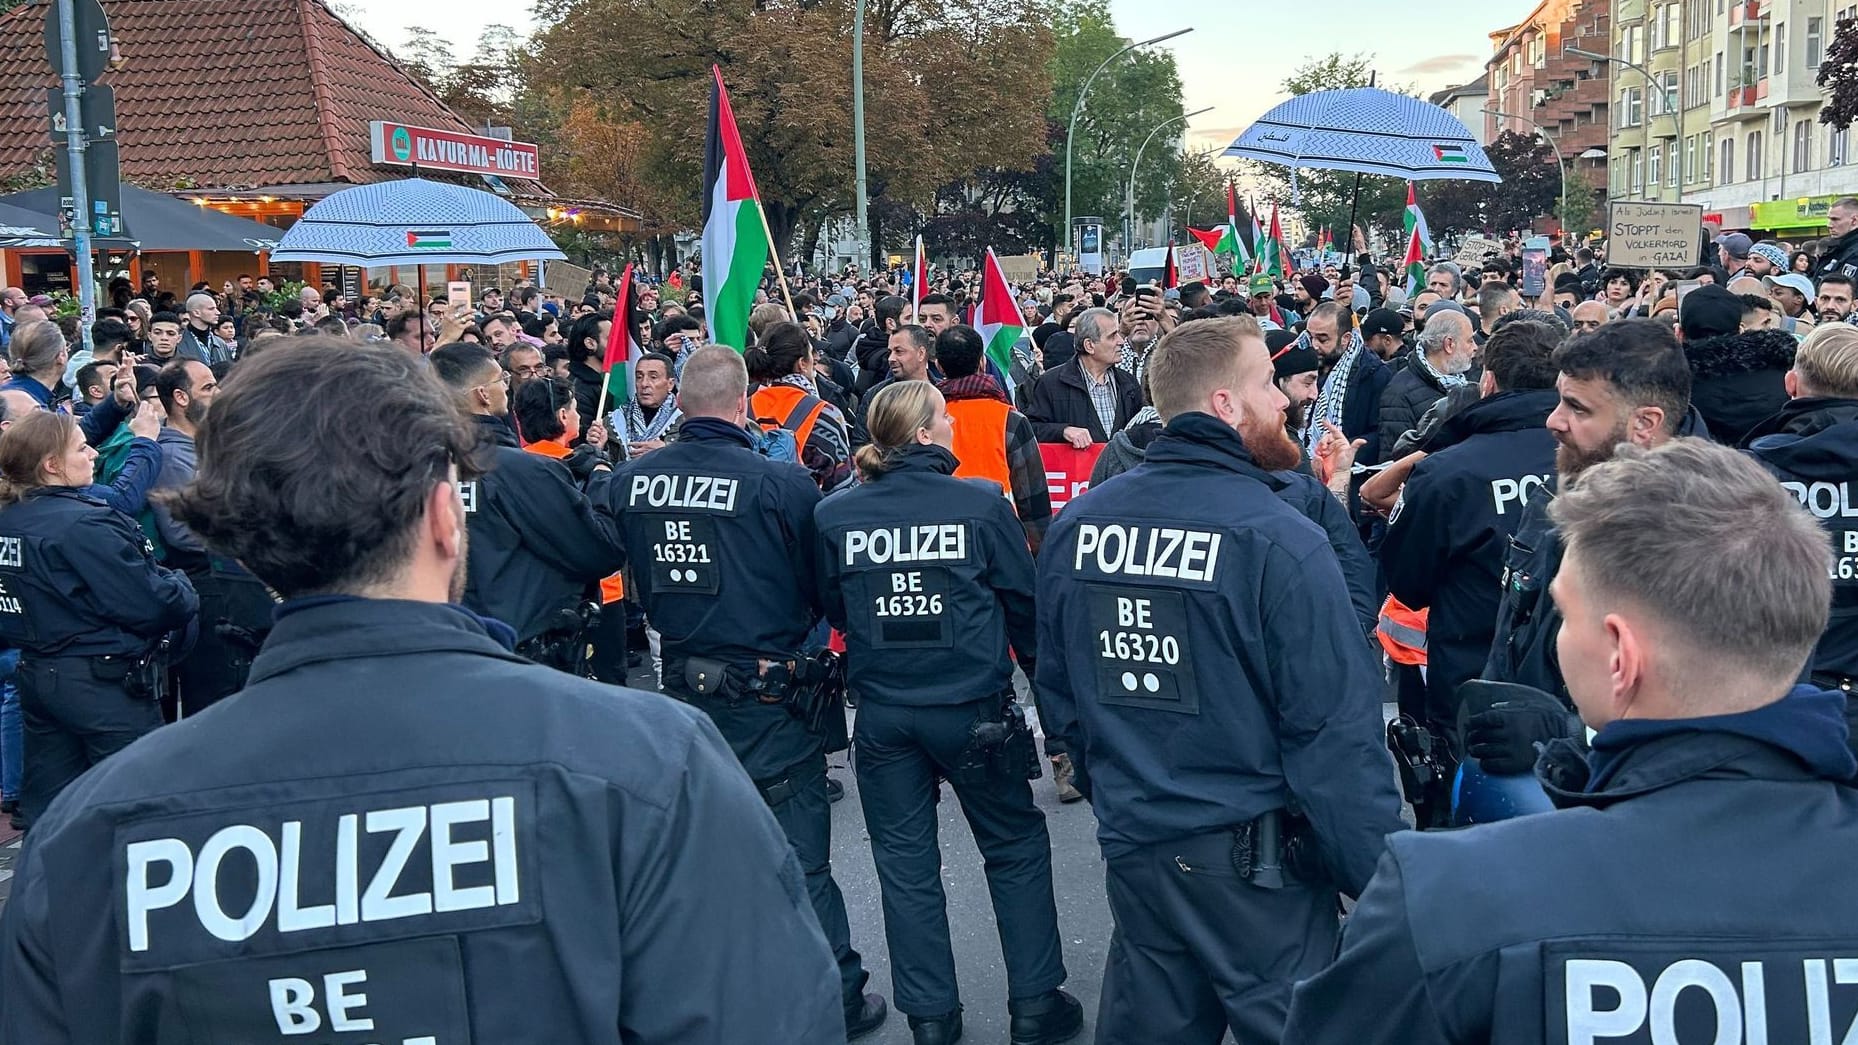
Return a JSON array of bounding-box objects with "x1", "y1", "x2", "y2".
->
[
  {"x1": 854, "y1": 698, "x2": 1066, "y2": 1017},
  {"x1": 16, "y1": 654, "x2": 163, "y2": 827},
  {"x1": 761, "y1": 749, "x2": 869, "y2": 1011},
  {"x1": 1096, "y1": 830, "x2": 1340, "y2": 1045}
]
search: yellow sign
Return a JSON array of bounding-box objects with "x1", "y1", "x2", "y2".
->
[{"x1": 1751, "y1": 195, "x2": 1842, "y2": 229}]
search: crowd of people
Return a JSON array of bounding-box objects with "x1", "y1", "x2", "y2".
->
[{"x1": 0, "y1": 199, "x2": 1856, "y2": 1044}]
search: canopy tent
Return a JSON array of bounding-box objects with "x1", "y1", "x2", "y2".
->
[
  {"x1": 0, "y1": 202, "x2": 60, "y2": 248},
  {"x1": 0, "y1": 184, "x2": 284, "y2": 252}
]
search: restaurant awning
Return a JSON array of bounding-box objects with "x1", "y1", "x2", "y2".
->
[{"x1": 0, "y1": 184, "x2": 284, "y2": 253}]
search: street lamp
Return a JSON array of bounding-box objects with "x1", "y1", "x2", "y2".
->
[
  {"x1": 1064, "y1": 28, "x2": 1192, "y2": 266},
  {"x1": 852, "y1": 0, "x2": 870, "y2": 270},
  {"x1": 1127, "y1": 106, "x2": 1214, "y2": 255},
  {"x1": 1483, "y1": 108, "x2": 1567, "y2": 234},
  {"x1": 1567, "y1": 46, "x2": 1683, "y2": 203}
]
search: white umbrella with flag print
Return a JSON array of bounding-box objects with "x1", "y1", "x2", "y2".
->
[
  {"x1": 269, "y1": 177, "x2": 564, "y2": 268},
  {"x1": 1224, "y1": 86, "x2": 1501, "y2": 186}
]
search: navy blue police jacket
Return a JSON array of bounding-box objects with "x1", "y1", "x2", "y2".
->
[
  {"x1": 605, "y1": 416, "x2": 826, "y2": 780},
  {"x1": 0, "y1": 597, "x2": 845, "y2": 1044},
  {"x1": 1745, "y1": 397, "x2": 1858, "y2": 683},
  {"x1": 0, "y1": 485, "x2": 197, "y2": 656},
  {"x1": 1035, "y1": 413, "x2": 1404, "y2": 894},
  {"x1": 1382, "y1": 388, "x2": 1559, "y2": 727},
  {"x1": 460, "y1": 416, "x2": 628, "y2": 644},
  {"x1": 1284, "y1": 686, "x2": 1858, "y2": 1045},
  {"x1": 816, "y1": 444, "x2": 1036, "y2": 706}
]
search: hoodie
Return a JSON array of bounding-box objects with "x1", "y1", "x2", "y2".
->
[{"x1": 1683, "y1": 327, "x2": 1795, "y2": 445}]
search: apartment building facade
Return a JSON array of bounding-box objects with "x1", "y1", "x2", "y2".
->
[{"x1": 1487, "y1": 0, "x2": 1613, "y2": 219}]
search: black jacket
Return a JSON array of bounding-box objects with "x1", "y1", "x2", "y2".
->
[
  {"x1": 1036, "y1": 413, "x2": 1404, "y2": 892},
  {"x1": 0, "y1": 486, "x2": 197, "y2": 657},
  {"x1": 1025, "y1": 359, "x2": 1143, "y2": 444},
  {"x1": 0, "y1": 597, "x2": 844, "y2": 1044},
  {"x1": 460, "y1": 416, "x2": 628, "y2": 643},
  {"x1": 1286, "y1": 686, "x2": 1858, "y2": 1045},
  {"x1": 1684, "y1": 327, "x2": 1796, "y2": 445},
  {"x1": 604, "y1": 417, "x2": 825, "y2": 780},
  {"x1": 816, "y1": 445, "x2": 1036, "y2": 706},
  {"x1": 567, "y1": 359, "x2": 605, "y2": 432},
  {"x1": 1746, "y1": 397, "x2": 1858, "y2": 682},
  {"x1": 1815, "y1": 227, "x2": 1858, "y2": 283},
  {"x1": 1091, "y1": 416, "x2": 1378, "y2": 636},
  {"x1": 851, "y1": 324, "x2": 891, "y2": 397},
  {"x1": 1377, "y1": 360, "x2": 1456, "y2": 463},
  {"x1": 1327, "y1": 348, "x2": 1394, "y2": 466},
  {"x1": 1382, "y1": 389, "x2": 1559, "y2": 729}
]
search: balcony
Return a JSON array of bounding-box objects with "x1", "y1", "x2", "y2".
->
[
  {"x1": 1727, "y1": 83, "x2": 1759, "y2": 112},
  {"x1": 1728, "y1": 0, "x2": 1765, "y2": 27}
]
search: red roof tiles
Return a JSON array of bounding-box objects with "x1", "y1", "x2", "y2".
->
[{"x1": 0, "y1": 0, "x2": 541, "y2": 192}]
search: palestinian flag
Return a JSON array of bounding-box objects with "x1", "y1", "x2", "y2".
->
[
  {"x1": 1403, "y1": 183, "x2": 1433, "y2": 258},
  {"x1": 976, "y1": 249, "x2": 1023, "y2": 397},
  {"x1": 701, "y1": 65, "x2": 770, "y2": 351},
  {"x1": 406, "y1": 229, "x2": 451, "y2": 249},
  {"x1": 1249, "y1": 200, "x2": 1269, "y2": 275},
  {"x1": 1187, "y1": 226, "x2": 1224, "y2": 253},
  {"x1": 911, "y1": 234, "x2": 927, "y2": 314},
  {"x1": 1401, "y1": 223, "x2": 1427, "y2": 298},
  {"x1": 1432, "y1": 143, "x2": 1469, "y2": 164},
  {"x1": 1268, "y1": 204, "x2": 1291, "y2": 277},
  {"x1": 1163, "y1": 242, "x2": 1179, "y2": 290},
  {"x1": 1216, "y1": 180, "x2": 1252, "y2": 268},
  {"x1": 602, "y1": 262, "x2": 643, "y2": 405},
  {"x1": 1318, "y1": 227, "x2": 1333, "y2": 253}
]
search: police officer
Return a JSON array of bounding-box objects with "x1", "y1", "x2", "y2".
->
[
  {"x1": 1744, "y1": 323, "x2": 1858, "y2": 689},
  {"x1": 605, "y1": 344, "x2": 888, "y2": 1040},
  {"x1": 817, "y1": 381, "x2": 1080, "y2": 1045},
  {"x1": 0, "y1": 340, "x2": 846, "y2": 1043},
  {"x1": 432, "y1": 343, "x2": 627, "y2": 671},
  {"x1": 1286, "y1": 438, "x2": 1858, "y2": 1044},
  {"x1": 0, "y1": 411, "x2": 198, "y2": 828},
  {"x1": 1036, "y1": 317, "x2": 1404, "y2": 1045}
]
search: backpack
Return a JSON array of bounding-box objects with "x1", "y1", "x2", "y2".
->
[{"x1": 748, "y1": 424, "x2": 801, "y2": 465}]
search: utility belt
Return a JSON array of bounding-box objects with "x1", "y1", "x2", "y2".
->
[
  {"x1": 85, "y1": 638, "x2": 172, "y2": 703},
  {"x1": 517, "y1": 602, "x2": 601, "y2": 676},
  {"x1": 949, "y1": 690, "x2": 1041, "y2": 785},
  {"x1": 1222, "y1": 807, "x2": 1330, "y2": 889},
  {"x1": 684, "y1": 648, "x2": 849, "y2": 753},
  {"x1": 1386, "y1": 714, "x2": 1456, "y2": 830}
]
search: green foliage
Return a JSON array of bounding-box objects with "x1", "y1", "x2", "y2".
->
[
  {"x1": 1415, "y1": 131, "x2": 1564, "y2": 235},
  {"x1": 1558, "y1": 168, "x2": 1600, "y2": 237}
]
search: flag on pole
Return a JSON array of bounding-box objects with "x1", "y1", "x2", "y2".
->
[
  {"x1": 1403, "y1": 183, "x2": 1433, "y2": 257},
  {"x1": 602, "y1": 262, "x2": 643, "y2": 406},
  {"x1": 1249, "y1": 200, "x2": 1269, "y2": 275},
  {"x1": 1268, "y1": 203, "x2": 1291, "y2": 278},
  {"x1": 1214, "y1": 180, "x2": 1252, "y2": 268},
  {"x1": 911, "y1": 234, "x2": 927, "y2": 315},
  {"x1": 1186, "y1": 226, "x2": 1224, "y2": 253},
  {"x1": 1401, "y1": 222, "x2": 1427, "y2": 298},
  {"x1": 701, "y1": 65, "x2": 770, "y2": 351},
  {"x1": 976, "y1": 249, "x2": 1024, "y2": 397},
  {"x1": 1163, "y1": 242, "x2": 1179, "y2": 289}
]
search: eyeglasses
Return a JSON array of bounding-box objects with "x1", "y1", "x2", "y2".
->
[{"x1": 511, "y1": 365, "x2": 546, "y2": 379}]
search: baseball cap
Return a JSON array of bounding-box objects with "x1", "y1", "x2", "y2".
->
[
  {"x1": 1749, "y1": 242, "x2": 1789, "y2": 270},
  {"x1": 1764, "y1": 272, "x2": 1815, "y2": 298},
  {"x1": 1715, "y1": 232, "x2": 1753, "y2": 259},
  {"x1": 1248, "y1": 274, "x2": 1276, "y2": 296},
  {"x1": 1679, "y1": 284, "x2": 1745, "y2": 340},
  {"x1": 1359, "y1": 307, "x2": 1405, "y2": 341}
]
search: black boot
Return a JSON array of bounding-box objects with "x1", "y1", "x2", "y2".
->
[
  {"x1": 846, "y1": 992, "x2": 888, "y2": 1040},
  {"x1": 1008, "y1": 988, "x2": 1083, "y2": 1045},
  {"x1": 908, "y1": 1008, "x2": 963, "y2": 1045}
]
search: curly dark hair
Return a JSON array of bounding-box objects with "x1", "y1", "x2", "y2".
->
[{"x1": 160, "y1": 338, "x2": 489, "y2": 598}]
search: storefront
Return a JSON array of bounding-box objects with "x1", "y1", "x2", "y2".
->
[{"x1": 1751, "y1": 195, "x2": 1846, "y2": 240}]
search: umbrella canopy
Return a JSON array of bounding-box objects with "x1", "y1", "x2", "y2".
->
[
  {"x1": 1224, "y1": 87, "x2": 1501, "y2": 183},
  {"x1": 0, "y1": 184, "x2": 285, "y2": 251},
  {"x1": 0, "y1": 201, "x2": 60, "y2": 248},
  {"x1": 270, "y1": 178, "x2": 564, "y2": 267}
]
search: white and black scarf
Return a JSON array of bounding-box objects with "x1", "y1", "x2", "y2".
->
[{"x1": 1301, "y1": 328, "x2": 1365, "y2": 456}]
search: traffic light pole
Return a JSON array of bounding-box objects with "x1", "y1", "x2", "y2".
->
[{"x1": 56, "y1": 0, "x2": 94, "y2": 350}]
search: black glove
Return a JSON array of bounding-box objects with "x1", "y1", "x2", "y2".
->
[
  {"x1": 563, "y1": 443, "x2": 605, "y2": 483},
  {"x1": 1464, "y1": 702, "x2": 1576, "y2": 776}
]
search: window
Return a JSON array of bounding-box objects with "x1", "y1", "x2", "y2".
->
[
  {"x1": 1621, "y1": 87, "x2": 1644, "y2": 127},
  {"x1": 1833, "y1": 125, "x2": 1851, "y2": 167},
  {"x1": 1721, "y1": 136, "x2": 1735, "y2": 185},
  {"x1": 1496, "y1": 64, "x2": 1508, "y2": 90},
  {"x1": 1715, "y1": 51, "x2": 1725, "y2": 96},
  {"x1": 1621, "y1": 25, "x2": 1645, "y2": 63},
  {"x1": 1685, "y1": 134, "x2": 1698, "y2": 182},
  {"x1": 1662, "y1": 70, "x2": 1679, "y2": 113},
  {"x1": 1758, "y1": 40, "x2": 1770, "y2": 78},
  {"x1": 1656, "y1": 4, "x2": 1681, "y2": 48},
  {"x1": 1796, "y1": 120, "x2": 1814, "y2": 172},
  {"x1": 1747, "y1": 130, "x2": 1763, "y2": 180},
  {"x1": 1632, "y1": 149, "x2": 1646, "y2": 194},
  {"x1": 1810, "y1": 17, "x2": 1825, "y2": 68},
  {"x1": 1703, "y1": 130, "x2": 1714, "y2": 180},
  {"x1": 1650, "y1": 146, "x2": 1663, "y2": 189},
  {"x1": 1530, "y1": 33, "x2": 1546, "y2": 67},
  {"x1": 1843, "y1": 5, "x2": 1857, "y2": 23},
  {"x1": 1776, "y1": 22, "x2": 1786, "y2": 68}
]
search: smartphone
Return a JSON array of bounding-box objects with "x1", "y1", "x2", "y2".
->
[
  {"x1": 1672, "y1": 280, "x2": 1701, "y2": 307},
  {"x1": 447, "y1": 281, "x2": 472, "y2": 310}
]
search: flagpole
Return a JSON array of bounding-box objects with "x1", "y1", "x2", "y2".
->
[
  {"x1": 754, "y1": 200, "x2": 797, "y2": 318},
  {"x1": 593, "y1": 260, "x2": 635, "y2": 426}
]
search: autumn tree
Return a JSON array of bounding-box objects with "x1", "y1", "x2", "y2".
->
[
  {"x1": 526, "y1": 0, "x2": 1053, "y2": 266},
  {"x1": 1820, "y1": 15, "x2": 1858, "y2": 130}
]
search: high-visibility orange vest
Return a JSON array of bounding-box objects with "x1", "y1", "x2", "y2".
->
[
  {"x1": 1377, "y1": 595, "x2": 1428, "y2": 666},
  {"x1": 523, "y1": 438, "x2": 624, "y2": 603},
  {"x1": 946, "y1": 397, "x2": 1012, "y2": 491},
  {"x1": 751, "y1": 384, "x2": 828, "y2": 450}
]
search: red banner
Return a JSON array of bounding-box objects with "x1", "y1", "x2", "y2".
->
[
  {"x1": 369, "y1": 121, "x2": 540, "y2": 178},
  {"x1": 1041, "y1": 443, "x2": 1104, "y2": 511}
]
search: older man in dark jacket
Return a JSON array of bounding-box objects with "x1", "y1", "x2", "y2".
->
[
  {"x1": 1377, "y1": 309, "x2": 1475, "y2": 455},
  {"x1": 1026, "y1": 307, "x2": 1141, "y2": 446}
]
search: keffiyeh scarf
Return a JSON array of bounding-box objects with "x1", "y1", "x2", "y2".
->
[
  {"x1": 1301, "y1": 328, "x2": 1365, "y2": 455},
  {"x1": 1414, "y1": 348, "x2": 1469, "y2": 392}
]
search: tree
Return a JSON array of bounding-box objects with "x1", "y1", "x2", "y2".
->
[
  {"x1": 1483, "y1": 131, "x2": 1560, "y2": 232},
  {"x1": 526, "y1": 0, "x2": 1053, "y2": 265},
  {"x1": 1559, "y1": 168, "x2": 1600, "y2": 238},
  {"x1": 1820, "y1": 15, "x2": 1858, "y2": 130},
  {"x1": 1046, "y1": 0, "x2": 1187, "y2": 251},
  {"x1": 1169, "y1": 147, "x2": 1235, "y2": 235}
]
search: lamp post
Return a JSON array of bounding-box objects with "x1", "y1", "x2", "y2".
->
[
  {"x1": 1126, "y1": 107, "x2": 1213, "y2": 256},
  {"x1": 1064, "y1": 28, "x2": 1191, "y2": 266},
  {"x1": 1483, "y1": 108, "x2": 1567, "y2": 233},
  {"x1": 852, "y1": 0, "x2": 870, "y2": 271},
  {"x1": 1567, "y1": 46, "x2": 1682, "y2": 203}
]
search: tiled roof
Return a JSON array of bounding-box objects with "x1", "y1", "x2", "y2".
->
[{"x1": 0, "y1": 0, "x2": 543, "y2": 192}]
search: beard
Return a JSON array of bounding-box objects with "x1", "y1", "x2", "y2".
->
[
  {"x1": 1284, "y1": 399, "x2": 1310, "y2": 431},
  {"x1": 1555, "y1": 422, "x2": 1629, "y2": 482},
  {"x1": 1241, "y1": 410, "x2": 1303, "y2": 472},
  {"x1": 185, "y1": 398, "x2": 209, "y2": 427}
]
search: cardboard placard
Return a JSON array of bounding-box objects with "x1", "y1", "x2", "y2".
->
[
  {"x1": 1452, "y1": 236, "x2": 1504, "y2": 268},
  {"x1": 1606, "y1": 202, "x2": 1705, "y2": 268}
]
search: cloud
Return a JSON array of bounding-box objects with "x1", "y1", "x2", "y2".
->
[{"x1": 1397, "y1": 54, "x2": 1482, "y2": 76}]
